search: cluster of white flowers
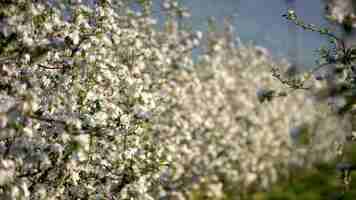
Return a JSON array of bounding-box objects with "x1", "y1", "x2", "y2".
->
[
  {"x1": 0, "y1": 0, "x2": 349, "y2": 199},
  {"x1": 0, "y1": 0, "x2": 171, "y2": 199}
]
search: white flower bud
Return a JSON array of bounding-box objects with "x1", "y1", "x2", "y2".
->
[{"x1": 0, "y1": 113, "x2": 8, "y2": 128}]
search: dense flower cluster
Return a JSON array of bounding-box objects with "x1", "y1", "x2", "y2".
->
[
  {"x1": 0, "y1": 0, "x2": 171, "y2": 199},
  {"x1": 0, "y1": 0, "x2": 350, "y2": 199}
]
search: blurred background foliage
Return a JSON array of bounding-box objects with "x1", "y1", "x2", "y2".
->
[
  {"x1": 169, "y1": 0, "x2": 356, "y2": 199},
  {"x1": 188, "y1": 143, "x2": 356, "y2": 200},
  {"x1": 250, "y1": 144, "x2": 356, "y2": 200}
]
